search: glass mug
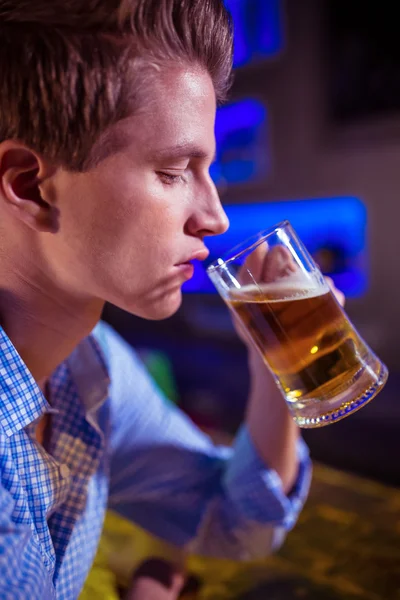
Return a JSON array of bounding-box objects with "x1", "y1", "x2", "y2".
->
[{"x1": 207, "y1": 221, "x2": 388, "y2": 428}]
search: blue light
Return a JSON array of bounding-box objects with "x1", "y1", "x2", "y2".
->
[
  {"x1": 226, "y1": 0, "x2": 250, "y2": 66},
  {"x1": 183, "y1": 197, "x2": 369, "y2": 298},
  {"x1": 257, "y1": 0, "x2": 283, "y2": 56},
  {"x1": 213, "y1": 99, "x2": 268, "y2": 186},
  {"x1": 225, "y1": 0, "x2": 283, "y2": 67}
]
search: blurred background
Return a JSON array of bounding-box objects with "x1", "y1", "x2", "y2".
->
[{"x1": 103, "y1": 0, "x2": 400, "y2": 487}]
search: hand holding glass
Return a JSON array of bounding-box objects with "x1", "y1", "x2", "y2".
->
[{"x1": 207, "y1": 221, "x2": 388, "y2": 428}]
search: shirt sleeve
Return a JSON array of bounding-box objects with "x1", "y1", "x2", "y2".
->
[{"x1": 96, "y1": 322, "x2": 312, "y2": 560}]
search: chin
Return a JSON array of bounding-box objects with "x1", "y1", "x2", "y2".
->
[{"x1": 119, "y1": 288, "x2": 183, "y2": 321}]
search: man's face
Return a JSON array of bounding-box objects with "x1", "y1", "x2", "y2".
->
[{"x1": 42, "y1": 66, "x2": 229, "y2": 319}]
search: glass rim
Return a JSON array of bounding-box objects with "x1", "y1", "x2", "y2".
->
[{"x1": 207, "y1": 219, "x2": 291, "y2": 274}]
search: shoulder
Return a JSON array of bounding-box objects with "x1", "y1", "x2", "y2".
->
[
  {"x1": 91, "y1": 320, "x2": 150, "y2": 388},
  {"x1": 92, "y1": 320, "x2": 141, "y2": 365}
]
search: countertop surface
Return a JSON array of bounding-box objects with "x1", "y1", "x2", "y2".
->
[{"x1": 236, "y1": 463, "x2": 400, "y2": 599}]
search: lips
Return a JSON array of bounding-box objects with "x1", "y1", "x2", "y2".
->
[
  {"x1": 174, "y1": 261, "x2": 195, "y2": 282},
  {"x1": 178, "y1": 248, "x2": 209, "y2": 265}
]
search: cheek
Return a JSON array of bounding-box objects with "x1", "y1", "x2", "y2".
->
[
  {"x1": 106, "y1": 196, "x2": 186, "y2": 272},
  {"x1": 56, "y1": 168, "x2": 187, "y2": 294},
  {"x1": 53, "y1": 177, "x2": 134, "y2": 286},
  {"x1": 87, "y1": 172, "x2": 175, "y2": 241},
  {"x1": 68, "y1": 175, "x2": 139, "y2": 249}
]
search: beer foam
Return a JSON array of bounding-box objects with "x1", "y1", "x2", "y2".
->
[{"x1": 229, "y1": 279, "x2": 328, "y2": 303}]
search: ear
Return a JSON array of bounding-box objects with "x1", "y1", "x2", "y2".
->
[{"x1": 0, "y1": 142, "x2": 59, "y2": 233}]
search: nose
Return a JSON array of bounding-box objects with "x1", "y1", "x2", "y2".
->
[{"x1": 185, "y1": 178, "x2": 229, "y2": 239}]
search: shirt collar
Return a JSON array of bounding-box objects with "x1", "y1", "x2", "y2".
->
[
  {"x1": 0, "y1": 326, "x2": 49, "y2": 437},
  {"x1": 0, "y1": 324, "x2": 110, "y2": 437},
  {"x1": 66, "y1": 329, "x2": 110, "y2": 417}
]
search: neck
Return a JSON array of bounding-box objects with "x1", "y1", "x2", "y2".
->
[{"x1": 0, "y1": 271, "x2": 104, "y2": 384}]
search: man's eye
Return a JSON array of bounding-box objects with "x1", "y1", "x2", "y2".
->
[{"x1": 158, "y1": 172, "x2": 185, "y2": 185}]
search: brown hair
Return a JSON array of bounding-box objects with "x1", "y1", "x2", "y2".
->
[{"x1": 0, "y1": 0, "x2": 233, "y2": 170}]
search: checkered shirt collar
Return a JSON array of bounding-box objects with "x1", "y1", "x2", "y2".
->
[{"x1": 0, "y1": 324, "x2": 110, "y2": 437}]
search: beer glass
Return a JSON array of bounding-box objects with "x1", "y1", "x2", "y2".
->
[{"x1": 207, "y1": 221, "x2": 388, "y2": 428}]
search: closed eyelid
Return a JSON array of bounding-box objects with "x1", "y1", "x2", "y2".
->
[{"x1": 151, "y1": 143, "x2": 216, "y2": 164}]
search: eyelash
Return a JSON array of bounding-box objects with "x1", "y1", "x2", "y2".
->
[{"x1": 158, "y1": 172, "x2": 185, "y2": 186}]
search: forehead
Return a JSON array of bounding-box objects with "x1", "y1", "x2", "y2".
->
[
  {"x1": 144, "y1": 66, "x2": 215, "y2": 113},
  {"x1": 99, "y1": 66, "x2": 217, "y2": 164}
]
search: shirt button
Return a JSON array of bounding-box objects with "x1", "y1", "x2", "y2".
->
[{"x1": 59, "y1": 464, "x2": 70, "y2": 479}]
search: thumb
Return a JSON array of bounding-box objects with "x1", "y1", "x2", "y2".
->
[{"x1": 126, "y1": 558, "x2": 185, "y2": 600}]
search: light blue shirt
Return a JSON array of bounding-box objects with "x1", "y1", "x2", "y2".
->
[{"x1": 0, "y1": 321, "x2": 311, "y2": 599}]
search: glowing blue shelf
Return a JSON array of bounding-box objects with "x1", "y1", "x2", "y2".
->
[
  {"x1": 183, "y1": 197, "x2": 368, "y2": 298},
  {"x1": 225, "y1": 0, "x2": 283, "y2": 67},
  {"x1": 211, "y1": 99, "x2": 268, "y2": 186}
]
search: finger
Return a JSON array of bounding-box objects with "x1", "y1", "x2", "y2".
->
[
  {"x1": 238, "y1": 241, "x2": 268, "y2": 286},
  {"x1": 238, "y1": 242, "x2": 297, "y2": 287},
  {"x1": 325, "y1": 277, "x2": 345, "y2": 307},
  {"x1": 260, "y1": 245, "x2": 297, "y2": 283},
  {"x1": 126, "y1": 576, "x2": 184, "y2": 600},
  {"x1": 127, "y1": 559, "x2": 185, "y2": 600}
]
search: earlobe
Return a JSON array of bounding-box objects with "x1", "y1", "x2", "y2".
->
[{"x1": 0, "y1": 144, "x2": 58, "y2": 233}]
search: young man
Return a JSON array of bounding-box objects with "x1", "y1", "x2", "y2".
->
[{"x1": 0, "y1": 1, "x2": 312, "y2": 598}]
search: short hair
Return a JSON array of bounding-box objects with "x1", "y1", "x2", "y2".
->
[{"x1": 0, "y1": 0, "x2": 233, "y2": 170}]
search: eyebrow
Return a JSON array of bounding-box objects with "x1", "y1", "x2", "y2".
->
[{"x1": 151, "y1": 143, "x2": 217, "y2": 163}]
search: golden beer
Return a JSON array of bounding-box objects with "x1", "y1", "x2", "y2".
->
[{"x1": 229, "y1": 283, "x2": 385, "y2": 426}]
